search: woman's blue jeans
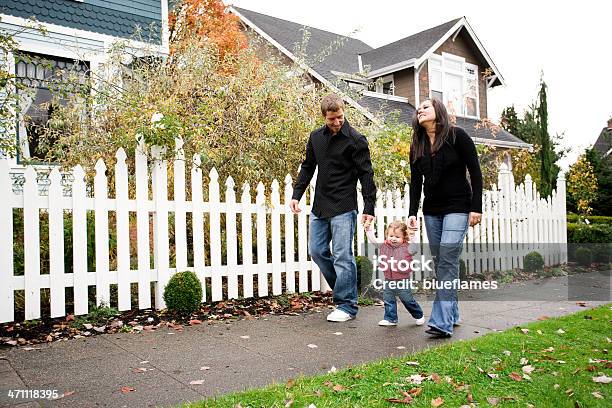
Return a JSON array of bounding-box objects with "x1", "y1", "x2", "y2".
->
[
  {"x1": 309, "y1": 210, "x2": 358, "y2": 316},
  {"x1": 424, "y1": 213, "x2": 469, "y2": 334}
]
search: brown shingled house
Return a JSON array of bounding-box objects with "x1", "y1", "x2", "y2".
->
[{"x1": 231, "y1": 6, "x2": 531, "y2": 151}]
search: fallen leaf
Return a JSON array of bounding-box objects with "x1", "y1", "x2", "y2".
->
[
  {"x1": 542, "y1": 347, "x2": 555, "y2": 353},
  {"x1": 190, "y1": 380, "x2": 204, "y2": 385},
  {"x1": 353, "y1": 373, "x2": 364, "y2": 379},
  {"x1": 508, "y1": 372, "x2": 522, "y2": 381},
  {"x1": 536, "y1": 330, "x2": 544, "y2": 335},
  {"x1": 332, "y1": 384, "x2": 346, "y2": 392},
  {"x1": 520, "y1": 357, "x2": 529, "y2": 365},
  {"x1": 487, "y1": 373, "x2": 499, "y2": 379},
  {"x1": 523, "y1": 374, "x2": 532, "y2": 380},
  {"x1": 328, "y1": 366, "x2": 337, "y2": 373},
  {"x1": 385, "y1": 392, "x2": 413, "y2": 404},
  {"x1": 66, "y1": 314, "x2": 74, "y2": 322},
  {"x1": 333, "y1": 332, "x2": 343, "y2": 336},
  {"x1": 286, "y1": 379, "x2": 295, "y2": 389},
  {"x1": 120, "y1": 386, "x2": 135, "y2": 394},
  {"x1": 554, "y1": 384, "x2": 560, "y2": 389},
  {"x1": 520, "y1": 328, "x2": 530, "y2": 334},
  {"x1": 59, "y1": 390, "x2": 75, "y2": 399},
  {"x1": 189, "y1": 319, "x2": 202, "y2": 325},
  {"x1": 284, "y1": 399, "x2": 294, "y2": 407},
  {"x1": 470, "y1": 347, "x2": 477, "y2": 352},
  {"x1": 522, "y1": 365, "x2": 535, "y2": 374},
  {"x1": 431, "y1": 397, "x2": 444, "y2": 407},
  {"x1": 477, "y1": 366, "x2": 484, "y2": 373},
  {"x1": 406, "y1": 361, "x2": 419, "y2": 366},
  {"x1": 503, "y1": 350, "x2": 511, "y2": 356},
  {"x1": 408, "y1": 388, "x2": 422, "y2": 396},
  {"x1": 572, "y1": 368, "x2": 581, "y2": 374},
  {"x1": 132, "y1": 367, "x2": 148, "y2": 373},
  {"x1": 466, "y1": 394, "x2": 474, "y2": 403},
  {"x1": 592, "y1": 391, "x2": 604, "y2": 399},
  {"x1": 307, "y1": 344, "x2": 318, "y2": 349},
  {"x1": 140, "y1": 361, "x2": 149, "y2": 364},
  {"x1": 487, "y1": 397, "x2": 500, "y2": 406},
  {"x1": 565, "y1": 388, "x2": 574, "y2": 396},
  {"x1": 537, "y1": 316, "x2": 549, "y2": 321},
  {"x1": 592, "y1": 375, "x2": 612, "y2": 384},
  {"x1": 556, "y1": 329, "x2": 566, "y2": 334},
  {"x1": 431, "y1": 373, "x2": 441, "y2": 384},
  {"x1": 576, "y1": 301, "x2": 587, "y2": 307},
  {"x1": 397, "y1": 346, "x2": 406, "y2": 350}
]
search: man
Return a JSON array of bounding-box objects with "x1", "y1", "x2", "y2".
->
[{"x1": 290, "y1": 94, "x2": 376, "y2": 322}]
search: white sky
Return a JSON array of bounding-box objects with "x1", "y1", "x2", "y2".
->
[{"x1": 229, "y1": 0, "x2": 611, "y2": 171}]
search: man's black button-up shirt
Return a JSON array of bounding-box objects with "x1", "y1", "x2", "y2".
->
[{"x1": 292, "y1": 120, "x2": 377, "y2": 218}]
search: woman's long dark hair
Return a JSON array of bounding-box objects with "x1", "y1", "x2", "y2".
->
[{"x1": 410, "y1": 98, "x2": 453, "y2": 162}]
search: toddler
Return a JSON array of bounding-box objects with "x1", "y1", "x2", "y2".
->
[{"x1": 366, "y1": 220, "x2": 425, "y2": 326}]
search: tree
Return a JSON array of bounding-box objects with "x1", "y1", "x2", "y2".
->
[
  {"x1": 169, "y1": 0, "x2": 247, "y2": 60},
  {"x1": 585, "y1": 147, "x2": 612, "y2": 215},
  {"x1": 500, "y1": 75, "x2": 565, "y2": 197},
  {"x1": 566, "y1": 154, "x2": 598, "y2": 215}
]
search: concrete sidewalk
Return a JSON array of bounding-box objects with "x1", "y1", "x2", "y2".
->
[{"x1": 1, "y1": 271, "x2": 609, "y2": 408}]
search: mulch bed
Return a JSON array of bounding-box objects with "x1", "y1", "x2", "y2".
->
[{"x1": 0, "y1": 292, "x2": 335, "y2": 348}]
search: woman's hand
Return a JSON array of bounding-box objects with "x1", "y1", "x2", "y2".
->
[
  {"x1": 407, "y1": 216, "x2": 418, "y2": 229},
  {"x1": 469, "y1": 212, "x2": 482, "y2": 227}
]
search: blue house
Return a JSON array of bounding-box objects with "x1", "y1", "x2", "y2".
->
[{"x1": 0, "y1": 0, "x2": 170, "y2": 163}]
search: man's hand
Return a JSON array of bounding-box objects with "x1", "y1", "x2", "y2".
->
[
  {"x1": 290, "y1": 199, "x2": 301, "y2": 214},
  {"x1": 407, "y1": 216, "x2": 418, "y2": 229},
  {"x1": 361, "y1": 214, "x2": 375, "y2": 230},
  {"x1": 469, "y1": 212, "x2": 482, "y2": 227}
]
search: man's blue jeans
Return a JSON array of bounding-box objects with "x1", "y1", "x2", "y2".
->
[
  {"x1": 309, "y1": 210, "x2": 358, "y2": 316},
  {"x1": 424, "y1": 213, "x2": 469, "y2": 334},
  {"x1": 383, "y1": 282, "x2": 424, "y2": 323}
]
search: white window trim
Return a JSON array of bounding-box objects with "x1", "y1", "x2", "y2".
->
[
  {"x1": 428, "y1": 52, "x2": 480, "y2": 119},
  {"x1": 375, "y1": 74, "x2": 394, "y2": 95}
]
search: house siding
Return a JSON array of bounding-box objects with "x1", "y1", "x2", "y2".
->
[
  {"x1": 0, "y1": 21, "x2": 104, "y2": 54},
  {"x1": 393, "y1": 68, "x2": 415, "y2": 105},
  {"x1": 0, "y1": 0, "x2": 162, "y2": 42},
  {"x1": 434, "y1": 30, "x2": 488, "y2": 118}
]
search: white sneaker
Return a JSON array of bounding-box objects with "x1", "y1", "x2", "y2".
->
[
  {"x1": 327, "y1": 309, "x2": 355, "y2": 322},
  {"x1": 378, "y1": 319, "x2": 398, "y2": 326},
  {"x1": 415, "y1": 317, "x2": 426, "y2": 326}
]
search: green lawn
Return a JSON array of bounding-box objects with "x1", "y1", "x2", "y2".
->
[{"x1": 186, "y1": 305, "x2": 611, "y2": 407}]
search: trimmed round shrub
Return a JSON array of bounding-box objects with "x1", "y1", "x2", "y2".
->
[
  {"x1": 575, "y1": 247, "x2": 593, "y2": 267},
  {"x1": 523, "y1": 251, "x2": 544, "y2": 272},
  {"x1": 163, "y1": 271, "x2": 203, "y2": 315},
  {"x1": 355, "y1": 255, "x2": 374, "y2": 293}
]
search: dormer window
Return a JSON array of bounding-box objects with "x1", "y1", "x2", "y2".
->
[
  {"x1": 428, "y1": 53, "x2": 479, "y2": 118},
  {"x1": 375, "y1": 74, "x2": 394, "y2": 95}
]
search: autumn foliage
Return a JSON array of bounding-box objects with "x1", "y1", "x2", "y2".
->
[{"x1": 169, "y1": 0, "x2": 247, "y2": 59}]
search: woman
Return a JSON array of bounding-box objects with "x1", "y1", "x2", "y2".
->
[{"x1": 407, "y1": 98, "x2": 483, "y2": 338}]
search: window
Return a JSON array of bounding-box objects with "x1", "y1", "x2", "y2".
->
[
  {"x1": 375, "y1": 74, "x2": 394, "y2": 95},
  {"x1": 428, "y1": 53, "x2": 479, "y2": 118},
  {"x1": 15, "y1": 52, "x2": 90, "y2": 161}
]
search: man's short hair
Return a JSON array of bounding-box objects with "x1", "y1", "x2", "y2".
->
[{"x1": 321, "y1": 94, "x2": 345, "y2": 116}]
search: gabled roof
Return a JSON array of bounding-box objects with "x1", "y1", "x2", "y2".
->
[
  {"x1": 232, "y1": 6, "x2": 372, "y2": 82},
  {"x1": 360, "y1": 19, "x2": 460, "y2": 74},
  {"x1": 593, "y1": 128, "x2": 612, "y2": 157}
]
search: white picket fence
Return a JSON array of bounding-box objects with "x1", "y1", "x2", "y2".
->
[{"x1": 0, "y1": 142, "x2": 567, "y2": 323}]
